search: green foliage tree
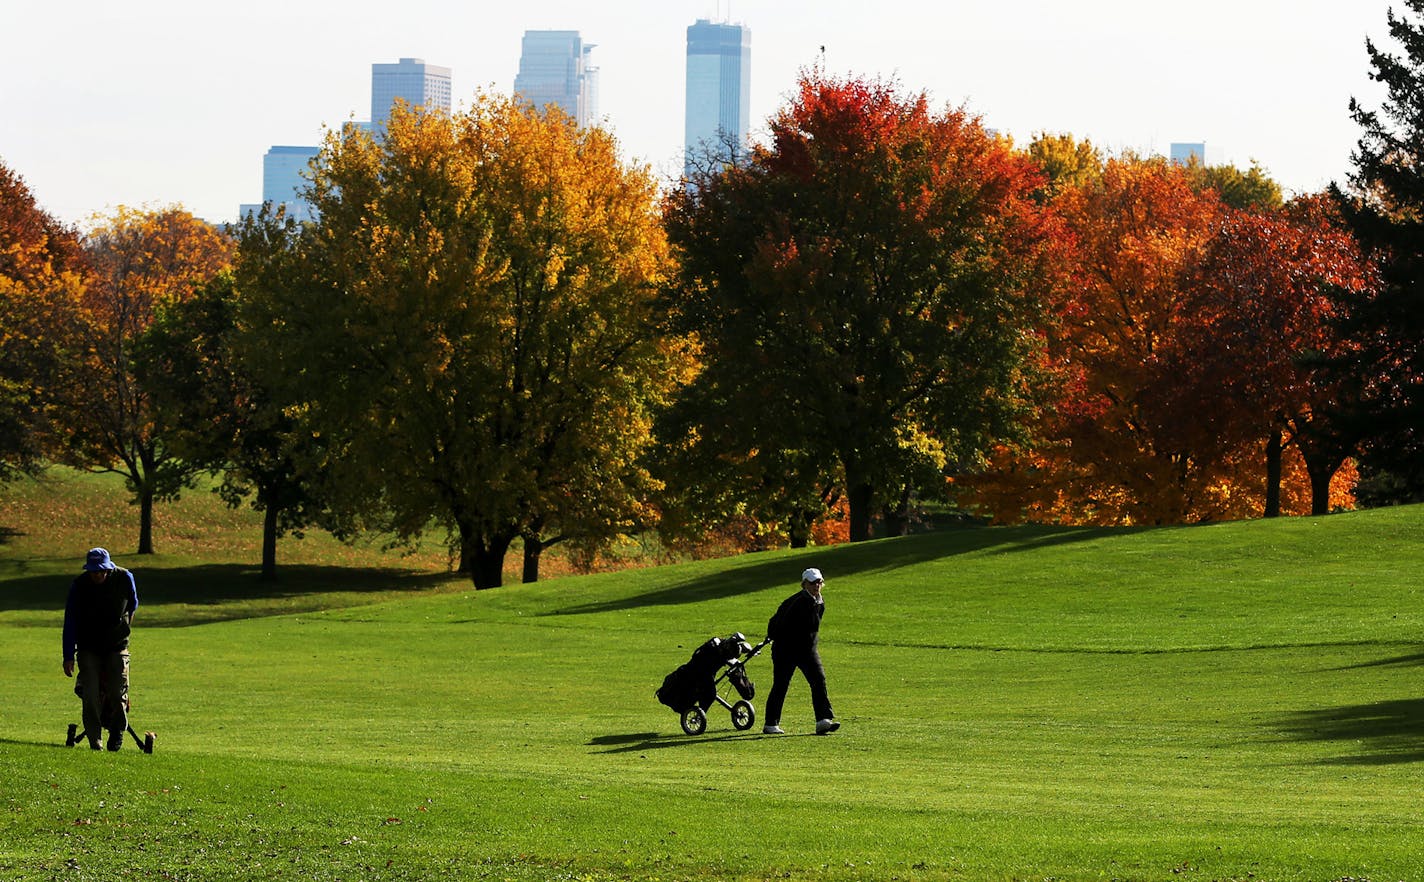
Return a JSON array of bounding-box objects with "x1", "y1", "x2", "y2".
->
[
  {"x1": 61, "y1": 206, "x2": 233, "y2": 553},
  {"x1": 1183, "y1": 160, "x2": 1284, "y2": 211},
  {"x1": 663, "y1": 71, "x2": 1054, "y2": 542},
  {"x1": 1025, "y1": 132, "x2": 1104, "y2": 201},
  {"x1": 242, "y1": 98, "x2": 688, "y2": 588},
  {"x1": 0, "y1": 161, "x2": 88, "y2": 481},
  {"x1": 1331, "y1": 0, "x2": 1424, "y2": 503},
  {"x1": 137, "y1": 211, "x2": 334, "y2": 580}
]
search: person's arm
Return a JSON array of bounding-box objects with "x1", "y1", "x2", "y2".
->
[
  {"x1": 123, "y1": 570, "x2": 138, "y2": 622},
  {"x1": 61, "y1": 580, "x2": 78, "y2": 676}
]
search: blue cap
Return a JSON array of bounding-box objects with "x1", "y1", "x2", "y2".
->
[{"x1": 84, "y1": 548, "x2": 117, "y2": 572}]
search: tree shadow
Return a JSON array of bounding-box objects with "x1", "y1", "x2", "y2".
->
[
  {"x1": 1332, "y1": 651, "x2": 1424, "y2": 671},
  {"x1": 0, "y1": 563, "x2": 456, "y2": 626},
  {"x1": 1273, "y1": 697, "x2": 1424, "y2": 765},
  {"x1": 587, "y1": 729, "x2": 795, "y2": 754},
  {"x1": 548, "y1": 523, "x2": 1122, "y2": 617}
]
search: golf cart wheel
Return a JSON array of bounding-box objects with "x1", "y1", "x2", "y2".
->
[
  {"x1": 680, "y1": 707, "x2": 707, "y2": 736},
  {"x1": 732, "y1": 700, "x2": 755, "y2": 731},
  {"x1": 66, "y1": 724, "x2": 78, "y2": 748}
]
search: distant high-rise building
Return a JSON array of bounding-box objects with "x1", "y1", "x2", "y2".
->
[
  {"x1": 371, "y1": 57, "x2": 452, "y2": 129},
  {"x1": 1170, "y1": 141, "x2": 1224, "y2": 168},
  {"x1": 239, "y1": 145, "x2": 320, "y2": 223},
  {"x1": 684, "y1": 19, "x2": 751, "y2": 177},
  {"x1": 514, "y1": 30, "x2": 598, "y2": 126}
]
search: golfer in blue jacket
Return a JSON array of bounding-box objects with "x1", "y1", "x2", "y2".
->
[{"x1": 62, "y1": 548, "x2": 138, "y2": 751}]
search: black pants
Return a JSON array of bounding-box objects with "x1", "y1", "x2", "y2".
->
[{"x1": 764, "y1": 648, "x2": 833, "y2": 726}]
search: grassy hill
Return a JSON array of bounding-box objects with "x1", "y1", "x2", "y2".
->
[{"x1": 3, "y1": 469, "x2": 1423, "y2": 880}]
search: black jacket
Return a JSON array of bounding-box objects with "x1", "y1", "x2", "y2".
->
[{"x1": 767, "y1": 588, "x2": 824, "y2": 657}]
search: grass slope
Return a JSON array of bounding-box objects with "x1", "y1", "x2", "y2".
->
[{"x1": 3, "y1": 471, "x2": 1423, "y2": 880}]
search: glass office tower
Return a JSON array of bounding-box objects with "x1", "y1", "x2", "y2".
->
[
  {"x1": 514, "y1": 30, "x2": 598, "y2": 126},
  {"x1": 684, "y1": 19, "x2": 751, "y2": 177},
  {"x1": 371, "y1": 57, "x2": 453, "y2": 128}
]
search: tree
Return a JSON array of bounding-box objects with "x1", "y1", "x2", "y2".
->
[
  {"x1": 242, "y1": 97, "x2": 688, "y2": 588},
  {"x1": 1331, "y1": 0, "x2": 1424, "y2": 503},
  {"x1": 137, "y1": 212, "x2": 334, "y2": 580},
  {"x1": 1166, "y1": 196, "x2": 1372, "y2": 516},
  {"x1": 969, "y1": 156, "x2": 1233, "y2": 524},
  {"x1": 1183, "y1": 159, "x2": 1284, "y2": 211},
  {"x1": 0, "y1": 161, "x2": 88, "y2": 481},
  {"x1": 663, "y1": 71, "x2": 1054, "y2": 542},
  {"x1": 62, "y1": 206, "x2": 234, "y2": 553},
  {"x1": 1025, "y1": 132, "x2": 1104, "y2": 201}
]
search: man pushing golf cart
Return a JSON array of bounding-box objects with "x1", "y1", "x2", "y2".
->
[{"x1": 654, "y1": 566, "x2": 840, "y2": 736}]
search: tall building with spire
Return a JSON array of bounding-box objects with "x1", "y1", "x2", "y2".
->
[
  {"x1": 514, "y1": 31, "x2": 598, "y2": 126},
  {"x1": 684, "y1": 19, "x2": 751, "y2": 177},
  {"x1": 371, "y1": 57, "x2": 452, "y2": 129}
]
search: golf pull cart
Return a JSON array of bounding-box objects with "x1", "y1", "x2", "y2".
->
[
  {"x1": 64, "y1": 679, "x2": 155, "y2": 754},
  {"x1": 656, "y1": 632, "x2": 770, "y2": 735}
]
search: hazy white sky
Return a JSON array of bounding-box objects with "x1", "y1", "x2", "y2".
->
[{"x1": 2, "y1": 0, "x2": 1397, "y2": 227}]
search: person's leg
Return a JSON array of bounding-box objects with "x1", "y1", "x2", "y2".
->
[
  {"x1": 76, "y1": 651, "x2": 103, "y2": 748},
  {"x1": 799, "y1": 651, "x2": 834, "y2": 722},
  {"x1": 764, "y1": 651, "x2": 796, "y2": 727},
  {"x1": 101, "y1": 651, "x2": 130, "y2": 750}
]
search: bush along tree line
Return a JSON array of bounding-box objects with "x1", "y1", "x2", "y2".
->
[{"x1": 4, "y1": 6, "x2": 1424, "y2": 585}]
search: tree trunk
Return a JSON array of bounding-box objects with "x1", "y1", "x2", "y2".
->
[
  {"x1": 463, "y1": 529, "x2": 514, "y2": 589},
  {"x1": 137, "y1": 485, "x2": 155, "y2": 554},
  {"x1": 261, "y1": 504, "x2": 279, "y2": 582},
  {"x1": 882, "y1": 486, "x2": 913, "y2": 537},
  {"x1": 847, "y1": 481, "x2": 875, "y2": 542},
  {"x1": 1264, "y1": 428, "x2": 1283, "y2": 518},
  {"x1": 522, "y1": 534, "x2": 543, "y2": 584},
  {"x1": 1304, "y1": 455, "x2": 1338, "y2": 518},
  {"x1": 787, "y1": 509, "x2": 812, "y2": 549}
]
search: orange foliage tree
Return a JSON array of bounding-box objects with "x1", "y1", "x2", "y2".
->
[
  {"x1": 0, "y1": 161, "x2": 88, "y2": 481},
  {"x1": 1163, "y1": 195, "x2": 1374, "y2": 516},
  {"x1": 61, "y1": 206, "x2": 233, "y2": 553}
]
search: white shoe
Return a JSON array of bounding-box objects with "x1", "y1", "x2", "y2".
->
[
  {"x1": 762, "y1": 724, "x2": 784, "y2": 735},
  {"x1": 815, "y1": 718, "x2": 840, "y2": 735}
]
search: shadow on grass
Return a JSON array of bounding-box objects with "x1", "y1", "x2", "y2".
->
[
  {"x1": 1274, "y1": 697, "x2": 1424, "y2": 765},
  {"x1": 1332, "y1": 650, "x2": 1424, "y2": 670},
  {"x1": 0, "y1": 563, "x2": 456, "y2": 626},
  {"x1": 588, "y1": 730, "x2": 795, "y2": 754},
  {"x1": 549, "y1": 523, "x2": 1129, "y2": 617}
]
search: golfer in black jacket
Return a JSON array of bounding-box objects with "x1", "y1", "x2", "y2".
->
[{"x1": 762, "y1": 567, "x2": 840, "y2": 735}]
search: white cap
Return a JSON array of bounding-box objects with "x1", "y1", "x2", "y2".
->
[{"x1": 801, "y1": 567, "x2": 823, "y2": 583}]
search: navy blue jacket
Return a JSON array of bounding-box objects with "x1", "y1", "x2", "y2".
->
[{"x1": 62, "y1": 568, "x2": 138, "y2": 661}]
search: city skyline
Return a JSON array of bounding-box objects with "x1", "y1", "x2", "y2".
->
[{"x1": 2, "y1": 1, "x2": 1396, "y2": 227}]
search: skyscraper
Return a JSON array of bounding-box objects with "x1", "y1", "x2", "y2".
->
[
  {"x1": 371, "y1": 57, "x2": 452, "y2": 129},
  {"x1": 684, "y1": 19, "x2": 751, "y2": 177},
  {"x1": 239, "y1": 145, "x2": 321, "y2": 223},
  {"x1": 514, "y1": 31, "x2": 598, "y2": 126},
  {"x1": 1170, "y1": 142, "x2": 1224, "y2": 168}
]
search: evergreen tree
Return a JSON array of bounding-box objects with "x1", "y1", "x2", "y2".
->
[{"x1": 1333, "y1": 0, "x2": 1424, "y2": 504}]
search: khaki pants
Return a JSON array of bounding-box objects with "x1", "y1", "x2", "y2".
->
[{"x1": 77, "y1": 650, "x2": 129, "y2": 744}]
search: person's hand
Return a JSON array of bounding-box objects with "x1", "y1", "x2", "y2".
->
[{"x1": 63, "y1": 659, "x2": 74, "y2": 677}]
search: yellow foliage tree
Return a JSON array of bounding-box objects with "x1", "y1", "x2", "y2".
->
[{"x1": 243, "y1": 95, "x2": 691, "y2": 587}]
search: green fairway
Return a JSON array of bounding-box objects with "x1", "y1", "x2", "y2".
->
[{"x1": 4, "y1": 473, "x2": 1424, "y2": 880}]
